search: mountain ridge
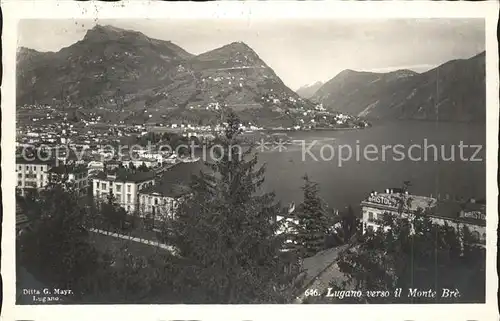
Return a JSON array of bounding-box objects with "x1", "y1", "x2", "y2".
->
[
  {"x1": 312, "y1": 52, "x2": 485, "y2": 122},
  {"x1": 296, "y1": 81, "x2": 324, "y2": 99},
  {"x1": 17, "y1": 25, "x2": 314, "y2": 127}
]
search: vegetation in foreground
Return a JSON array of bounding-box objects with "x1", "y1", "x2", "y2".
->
[{"x1": 17, "y1": 113, "x2": 485, "y2": 304}]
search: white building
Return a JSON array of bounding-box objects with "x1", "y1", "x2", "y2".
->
[
  {"x1": 16, "y1": 158, "x2": 53, "y2": 196},
  {"x1": 88, "y1": 161, "x2": 105, "y2": 174},
  {"x1": 92, "y1": 170, "x2": 156, "y2": 213},
  {"x1": 122, "y1": 157, "x2": 158, "y2": 169},
  {"x1": 361, "y1": 189, "x2": 486, "y2": 245},
  {"x1": 48, "y1": 164, "x2": 90, "y2": 197},
  {"x1": 138, "y1": 183, "x2": 190, "y2": 223},
  {"x1": 16, "y1": 158, "x2": 89, "y2": 197}
]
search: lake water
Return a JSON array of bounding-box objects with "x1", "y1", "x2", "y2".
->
[{"x1": 256, "y1": 121, "x2": 486, "y2": 212}]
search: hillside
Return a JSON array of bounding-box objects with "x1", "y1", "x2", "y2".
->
[
  {"x1": 17, "y1": 25, "x2": 314, "y2": 127},
  {"x1": 312, "y1": 52, "x2": 486, "y2": 122},
  {"x1": 296, "y1": 81, "x2": 324, "y2": 99}
]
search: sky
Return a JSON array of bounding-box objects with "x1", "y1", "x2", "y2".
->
[{"x1": 18, "y1": 19, "x2": 485, "y2": 90}]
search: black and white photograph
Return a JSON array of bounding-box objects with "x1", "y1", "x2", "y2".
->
[{"x1": 1, "y1": 1, "x2": 498, "y2": 319}]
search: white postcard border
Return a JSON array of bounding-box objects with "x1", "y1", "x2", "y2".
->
[{"x1": 1, "y1": 1, "x2": 498, "y2": 320}]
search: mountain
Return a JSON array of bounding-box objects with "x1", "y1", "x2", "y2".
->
[
  {"x1": 17, "y1": 25, "x2": 313, "y2": 127},
  {"x1": 17, "y1": 25, "x2": 193, "y2": 104},
  {"x1": 312, "y1": 52, "x2": 485, "y2": 122},
  {"x1": 296, "y1": 81, "x2": 324, "y2": 99}
]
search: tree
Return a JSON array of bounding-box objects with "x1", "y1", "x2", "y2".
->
[
  {"x1": 138, "y1": 162, "x2": 149, "y2": 172},
  {"x1": 330, "y1": 205, "x2": 361, "y2": 246},
  {"x1": 17, "y1": 170, "x2": 181, "y2": 304},
  {"x1": 292, "y1": 175, "x2": 332, "y2": 258},
  {"x1": 100, "y1": 191, "x2": 127, "y2": 231},
  {"x1": 17, "y1": 174, "x2": 104, "y2": 295},
  {"x1": 128, "y1": 162, "x2": 136, "y2": 170},
  {"x1": 166, "y1": 110, "x2": 296, "y2": 303}
]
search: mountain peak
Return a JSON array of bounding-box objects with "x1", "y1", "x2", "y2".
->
[
  {"x1": 337, "y1": 69, "x2": 358, "y2": 76},
  {"x1": 387, "y1": 69, "x2": 419, "y2": 78},
  {"x1": 195, "y1": 41, "x2": 263, "y2": 66},
  {"x1": 228, "y1": 41, "x2": 252, "y2": 49},
  {"x1": 296, "y1": 81, "x2": 324, "y2": 99},
  {"x1": 216, "y1": 41, "x2": 258, "y2": 56},
  {"x1": 17, "y1": 46, "x2": 38, "y2": 54},
  {"x1": 83, "y1": 24, "x2": 147, "y2": 42}
]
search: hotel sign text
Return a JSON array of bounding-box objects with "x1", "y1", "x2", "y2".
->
[
  {"x1": 367, "y1": 195, "x2": 397, "y2": 207},
  {"x1": 461, "y1": 211, "x2": 485, "y2": 221}
]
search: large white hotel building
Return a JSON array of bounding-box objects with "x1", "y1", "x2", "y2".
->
[{"x1": 361, "y1": 188, "x2": 486, "y2": 245}]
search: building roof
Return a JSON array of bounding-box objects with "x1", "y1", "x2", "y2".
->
[
  {"x1": 105, "y1": 159, "x2": 122, "y2": 165},
  {"x1": 159, "y1": 162, "x2": 202, "y2": 186},
  {"x1": 49, "y1": 164, "x2": 88, "y2": 174},
  {"x1": 16, "y1": 156, "x2": 55, "y2": 166},
  {"x1": 361, "y1": 191, "x2": 486, "y2": 227},
  {"x1": 137, "y1": 162, "x2": 200, "y2": 198},
  {"x1": 361, "y1": 192, "x2": 436, "y2": 213},
  {"x1": 431, "y1": 201, "x2": 486, "y2": 227},
  {"x1": 140, "y1": 182, "x2": 190, "y2": 198},
  {"x1": 94, "y1": 169, "x2": 156, "y2": 183}
]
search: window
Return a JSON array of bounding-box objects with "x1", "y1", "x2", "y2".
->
[
  {"x1": 366, "y1": 225, "x2": 374, "y2": 233},
  {"x1": 96, "y1": 182, "x2": 100, "y2": 189},
  {"x1": 18, "y1": 173, "x2": 22, "y2": 179},
  {"x1": 368, "y1": 212, "x2": 374, "y2": 222},
  {"x1": 116, "y1": 184, "x2": 122, "y2": 192},
  {"x1": 25, "y1": 181, "x2": 37, "y2": 187},
  {"x1": 471, "y1": 231, "x2": 481, "y2": 241},
  {"x1": 154, "y1": 198, "x2": 158, "y2": 205},
  {"x1": 18, "y1": 165, "x2": 22, "y2": 171},
  {"x1": 18, "y1": 180, "x2": 22, "y2": 187},
  {"x1": 102, "y1": 183, "x2": 107, "y2": 190},
  {"x1": 127, "y1": 184, "x2": 131, "y2": 193},
  {"x1": 127, "y1": 194, "x2": 131, "y2": 203}
]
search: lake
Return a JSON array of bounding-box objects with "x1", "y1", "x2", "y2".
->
[
  {"x1": 256, "y1": 121, "x2": 486, "y2": 213},
  {"x1": 182, "y1": 121, "x2": 485, "y2": 214}
]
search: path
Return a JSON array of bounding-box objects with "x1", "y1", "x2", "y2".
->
[{"x1": 89, "y1": 227, "x2": 177, "y2": 254}]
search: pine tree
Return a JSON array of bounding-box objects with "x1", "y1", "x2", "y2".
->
[
  {"x1": 100, "y1": 191, "x2": 126, "y2": 231},
  {"x1": 331, "y1": 204, "x2": 360, "y2": 245},
  {"x1": 17, "y1": 173, "x2": 103, "y2": 294},
  {"x1": 167, "y1": 110, "x2": 295, "y2": 303},
  {"x1": 138, "y1": 162, "x2": 149, "y2": 172},
  {"x1": 293, "y1": 175, "x2": 331, "y2": 258}
]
